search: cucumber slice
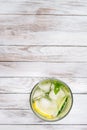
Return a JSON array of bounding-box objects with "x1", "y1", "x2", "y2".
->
[{"x1": 57, "y1": 96, "x2": 68, "y2": 115}]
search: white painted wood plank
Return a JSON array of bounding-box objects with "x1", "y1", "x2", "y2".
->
[
  {"x1": 0, "y1": 94, "x2": 86, "y2": 124},
  {"x1": 0, "y1": 46, "x2": 87, "y2": 62},
  {"x1": 0, "y1": 15, "x2": 86, "y2": 31},
  {"x1": 1, "y1": 32, "x2": 87, "y2": 46},
  {"x1": 0, "y1": 94, "x2": 82, "y2": 109},
  {"x1": 0, "y1": 125, "x2": 86, "y2": 130},
  {"x1": 0, "y1": 62, "x2": 87, "y2": 77},
  {"x1": 0, "y1": 0, "x2": 87, "y2": 15},
  {"x1": 0, "y1": 94, "x2": 29, "y2": 109},
  {"x1": 0, "y1": 15, "x2": 87, "y2": 45},
  {"x1": 0, "y1": 15, "x2": 87, "y2": 31},
  {"x1": 0, "y1": 77, "x2": 87, "y2": 93}
]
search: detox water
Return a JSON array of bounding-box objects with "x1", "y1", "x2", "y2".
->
[{"x1": 30, "y1": 79, "x2": 73, "y2": 121}]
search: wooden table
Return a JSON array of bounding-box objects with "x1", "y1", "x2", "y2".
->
[{"x1": 0, "y1": 0, "x2": 87, "y2": 129}]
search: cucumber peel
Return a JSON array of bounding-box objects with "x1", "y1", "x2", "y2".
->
[{"x1": 57, "y1": 96, "x2": 68, "y2": 116}]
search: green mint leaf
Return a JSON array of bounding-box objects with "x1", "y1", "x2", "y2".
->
[
  {"x1": 53, "y1": 80, "x2": 62, "y2": 94},
  {"x1": 54, "y1": 86, "x2": 60, "y2": 94}
]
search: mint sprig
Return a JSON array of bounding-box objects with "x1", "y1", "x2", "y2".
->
[{"x1": 53, "y1": 80, "x2": 62, "y2": 95}]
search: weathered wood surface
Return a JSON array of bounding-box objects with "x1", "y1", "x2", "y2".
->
[
  {"x1": 0, "y1": 0, "x2": 87, "y2": 15},
  {"x1": 1, "y1": 15, "x2": 86, "y2": 32},
  {"x1": 0, "y1": 46, "x2": 87, "y2": 62},
  {"x1": 0, "y1": 62, "x2": 87, "y2": 77},
  {"x1": 0, "y1": 15, "x2": 87, "y2": 45},
  {"x1": 0, "y1": 125, "x2": 86, "y2": 130},
  {"x1": 0, "y1": 77, "x2": 86, "y2": 93},
  {"x1": 0, "y1": 94, "x2": 84, "y2": 110},
  {"x1": 0, "y1": 0, "x2": 87, "y2": 128},
  {"x1": 1, "y1": 32, "x2": 87, "y2": 46},
  {"x1": 0, "y1": 94, "x2": 86, "y2": 124}
]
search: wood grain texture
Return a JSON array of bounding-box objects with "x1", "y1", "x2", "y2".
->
[
  {"x1": 0, "y1": 15, "x2": 87, "y2": 45},
  {"x1": 0, "y1": 94, "x2": 86, "y2": 124},
  {"x1": 0, "y1": 94, "x2": 83, "y2": 110},
  {"x1": 1, "y1": 15, "x2": 87, "y2": 32},
  {"x1": 0, "y1": 94, "x2": 29, "y2": 109},
  {"x1": 0, "y1": 125, "x2": 87, "y2": 130},
  {"x1": 0, "y1": 0, "x2": 87, "y2": 15},
  {"x1": 0, "y1": 62, "x2": 87, "y2": 77},
  {"x1": 1, "y1": 32, "x2": 87, "y2": 46},
  {"x1": 0, "y1": 77, "x2": 87, "y2": 93},
  {"x1": 0, "y1": 0, "x2": 87, "y2": 128},
  {"x1": 0, "y1": 109, "x2": 86, "y2": 124},
  {"x1": 0, "y1": 46, "x2": 87, "y2": 62}
]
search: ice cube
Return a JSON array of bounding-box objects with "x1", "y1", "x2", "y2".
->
[
  {"x1": 33, "y1": 89, "x2": 44, "y2": 100},
  {"x1": 39, "y1": 97, "x2": 58, "y2": 116},
  {"x1": 39, "y1": 81, "x2": 51, "y2": 92},
  {"x1": 40, "y1": 98, "x2": 52, "y2": 108},
  {"x1": 51, "y1": 83, "x2": 55, "y2": 90},
  {"x1": 49, "y1": 89, "x2": 65, "y2": 100}
]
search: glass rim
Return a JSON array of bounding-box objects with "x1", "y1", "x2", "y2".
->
[{"x1": 29, "y1": 78, "x2": 73, "y2": 122}]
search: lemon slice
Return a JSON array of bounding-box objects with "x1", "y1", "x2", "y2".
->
[{"x1": 32, "y1": 98, "x2": 58, "y2": 119}]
